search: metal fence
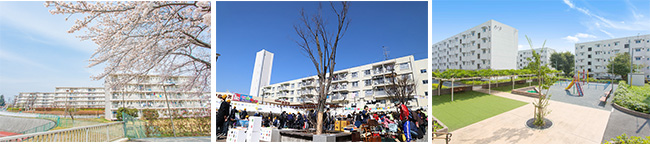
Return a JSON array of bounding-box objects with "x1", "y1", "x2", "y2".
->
[
  {"x1": 122, "y1": 112, "x2": 162, "y2": 138},
  {"x1": 18, "y1": 121, "x2": 57, "y2": 134},
  {"x1": 0, "y1": 122, "x2": 125, "y2": 142}
]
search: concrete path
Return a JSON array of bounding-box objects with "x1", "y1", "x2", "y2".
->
[
  {"x1": 442, "y1": 89, "x2": 611, "y2": 144},
  {"x1": 601, "y1": 108, "x2": 650, "y2": 142},
  {"x1": 130, "y1": 136, "x2": 211, "y2": 142}
]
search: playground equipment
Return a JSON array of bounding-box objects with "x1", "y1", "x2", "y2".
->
[{"x1": 565, "y1": 70, "x2": 587, "y2": 96}]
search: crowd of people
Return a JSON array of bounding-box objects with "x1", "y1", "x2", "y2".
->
[{"x1": 215, "y1": 95, "x2": 427, "y2": 142}]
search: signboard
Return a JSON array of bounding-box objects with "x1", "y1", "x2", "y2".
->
[{"x1": 233, "y1": 93, "x2": 258, "y2": 103}]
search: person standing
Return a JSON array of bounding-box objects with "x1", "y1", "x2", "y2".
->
[
  {"x1": 215, "y1": 95, "x2": 230, "y2": 136},
  {"x1": 279, "y1": 111, "x2": 287, "y2": 129},
  {"x1": 240, "y1": 108, "x2": 249, "y2": 119},
  {"x1": 228, "y1": 106, "x2": 238, "y2": 129},
  {"x1": 361, "y1": 106, "x2": 370, "y2": 124}
]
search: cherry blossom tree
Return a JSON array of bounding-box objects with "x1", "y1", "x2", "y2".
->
[{"x1": 45, "y1": 1, "x2": 211, "y2": 92}]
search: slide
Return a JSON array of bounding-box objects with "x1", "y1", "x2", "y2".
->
[
  {"x1": 565, "y1": 79, "x2": 576, "y2": 90},
  {"x1": 576, "y1": 82, "x2": 584, "y2": 96}
]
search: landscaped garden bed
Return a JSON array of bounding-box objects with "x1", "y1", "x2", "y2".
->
[
  {"x1": 612, "y1": 81, "x2": 650, "y2": 116},
  {"x1": 432, "y1": 116, "x2": 448, "y2": 133},
  {"x1": 146, "y1": 117, "x2": 211, "y2": 137},
  {"x1": 512, "y1": 86, "x2": 543, "y2": 98}
]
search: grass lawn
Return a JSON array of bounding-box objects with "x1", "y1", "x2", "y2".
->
[
  {"x1": 51, "y1": 118, "x2": 113, "y2": 130},
  {"x1": 490, "y1": 81, "x2": 539, "y2": 92},
  {"x1": 432, "y1": 91, "x2": 527, "y2": 131}
]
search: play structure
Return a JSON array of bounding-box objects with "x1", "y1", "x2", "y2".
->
[{"x1": 565, "y1": 70, "x2": 589, "y2": 96}]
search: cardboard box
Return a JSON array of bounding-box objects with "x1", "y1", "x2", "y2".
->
[
  {"x1": 246, "y1": 131, "x2": 261, "y2": 142},
  {"x1": 248, "y1": 116, "x2": 262, "y2": 132},
  {"x1": 226, "y1": 128, "x2": 246, "y2": 142}
]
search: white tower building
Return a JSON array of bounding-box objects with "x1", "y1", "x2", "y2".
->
[{"x1": 249, "y1": 49, "x2": 274, "y2": 97}]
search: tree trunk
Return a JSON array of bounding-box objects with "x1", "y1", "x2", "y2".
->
[{"x1": 316, "y1": 111, "x2": 323, "y2": 134}]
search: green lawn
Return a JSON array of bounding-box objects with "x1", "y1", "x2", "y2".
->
[
  {"x1": 490, "y1": 81, "x2": 539, "y2": 92},
  {"x1": 432, "y1": 91, "x2": 527, "y2": 131}
]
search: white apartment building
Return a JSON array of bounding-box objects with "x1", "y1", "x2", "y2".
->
[
  {"x1": 517, "y1": 48, "x2": 556, "y2": 69},
  {"x1": 575, "y1": 34, "x2": 650, "y2": 79},
  {"x1": 259, "y1": 55, "x2": 429, "y2": 111},
  {"x1": 249, "y1": 49, "x2": 274, "y2": 97},
  {"x1": 53, "y1": 87, "x2": 105, "y2": 108},
  {"x1": 104, "y1": 74, "x2": 210, "y2": 120},
  {"x1": 432, "y1": 20, "x2": 518, "y2": 71},
  {"x1": 14, "y1": 92, "x2": 55, "y2": 109}
]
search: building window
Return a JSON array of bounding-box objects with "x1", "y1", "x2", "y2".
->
[
  {"x1": 614, "y1": 42, "x2": 619, "y2": 46},
  {"x1": 351, "y1": 72, "x2": 358, "y2": 78},
  {"x1": 364, "y1": 79, "x2": 372, "y2": 86},
  {"x1": 420, "y1": 69, "x2": 426, "y2": 73},
  {"x1": 636, "y1": 40, "x2": 641, "y2": 43},
  {"x1": 365, "y1": 90, "x2": 373, "y2": 96},
  {"x1": 625, "y1": 44, "x2": 630, "y2": 48},
  {"x1": 364, "y1": 70, "x2": 371, "y2": 75},
  {"x1": 425, "y1": 92, "x2": 428, "y2": 96},
  {"x1": 399, "y1": 62, "x2": 410, "y2": 70},
  {"x1": 351, "y1": 81, "x2": 359, "y2": 87},
  {"x1": 636, "y1": 48, "x2": 641, "y2": 52},
  {"x1": 636, "y1": 57, "x2": 641, "y2": 60},
  {"x1": 588, "y1": 47, "x2": 592, "y2": 51},
  {"x1": 422, "y1": 80, "x2": 428, "y2": 84}
]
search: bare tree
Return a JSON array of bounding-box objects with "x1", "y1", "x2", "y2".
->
[
  {"x1": 294, "y1": 2, "x2": 350, "y2": 134},
  {"x1": 384, "y1": 72, "x2": 416, "y2": 107},
  {"x1": 45, "y1": 1, "x2": 211, "y2": 92}
]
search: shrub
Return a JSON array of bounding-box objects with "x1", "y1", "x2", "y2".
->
[
  {"x1": 116, "y1": 107, "x2": 138, "y2": 121},
  {"x1": 604, "y1": 133, "x2": 650, "y2": 144},
  {"x1": 142, "y1": 109, "x2": 159, "y2": 120},
  {"x1": 613, "y1": 81, "x2": 650, "y2": 113}
]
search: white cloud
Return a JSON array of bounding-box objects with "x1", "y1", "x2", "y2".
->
[
  {"x1": 0, "y1": 49, "x2": 55, "y2": 72},
  {"x1": 563, "y1": 0, "x2": 650, "y2": 32},
  {"x1": 563, "y1": 0, "x2": 574, "y2": 8},
  {"x1": 563, "y1": 33, "x2": 596, "y2": 43},
  {"x1": 563, "y1": 36, "x2": 580, "y2": 43},
  {"x1": 518, "y1": 45, "x2": 524, "y2": 49},
  {"x1": 0, "y1": 2, "x2": 97, "y2": 54}
]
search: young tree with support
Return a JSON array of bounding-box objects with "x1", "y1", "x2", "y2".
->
[{"x1": 524, "y1": 36, "x2": 558, "y2": 128}]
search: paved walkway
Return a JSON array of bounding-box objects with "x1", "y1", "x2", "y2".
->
[
  {"x1": 601, "y1": 108, "x2": 650, "y2": 142},
  {"x1": 130, "y1": 136, "x2": 211, "y2": 142},
  {"x1": 441, "y1": 89, "x2": 611, "y2": 144}
]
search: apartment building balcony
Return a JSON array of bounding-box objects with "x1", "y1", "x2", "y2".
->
[
  {"x1": 299, "y1": 89, "x2": 316, "y2": 96},
  {"x1": 372, "y1": 91, "x2": 390, "y2": 99},
  {"x1": 331, "y1": 85, "x2": 349, "y2": 92}
]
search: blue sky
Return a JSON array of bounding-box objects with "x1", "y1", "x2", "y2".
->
[
  {"x1": 0, "y1": 1, "x2": 104, "y2": 101},
  {"x1": 433, "y1": 0, "x2": 650, "y2": 53},
  {"x1": 216, "y1": 1, "x2": 428, "y2": 94}
]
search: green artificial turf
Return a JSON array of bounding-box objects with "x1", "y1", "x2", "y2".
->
[{"x1": 432, "y1": 91, "x2": 527, "y2": 131}]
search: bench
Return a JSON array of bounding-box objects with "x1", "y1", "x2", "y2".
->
[
  {"x1": 599, "y1": 88, "x2": 613, "y2": 103},
  {"x1": 432, "y1": 132, "x2": 452, "y2": 144}
]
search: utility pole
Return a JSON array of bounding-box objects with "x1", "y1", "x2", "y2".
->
[{"x1": 163, "y1": 82, "x2": 177, "y2": 137}]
